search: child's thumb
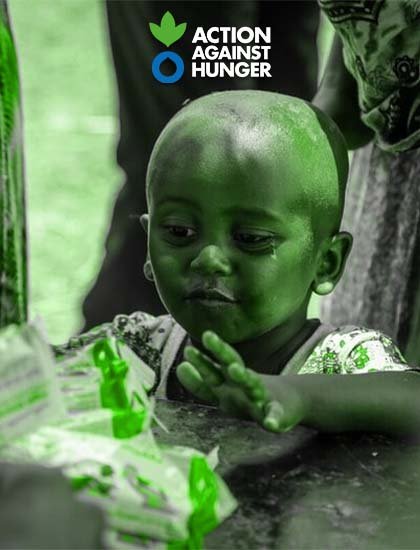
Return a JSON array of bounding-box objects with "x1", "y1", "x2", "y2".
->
[{"x1": 263, "y1": 400, "x2": 293, "y2": 432}]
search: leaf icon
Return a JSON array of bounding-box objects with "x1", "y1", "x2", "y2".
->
[
  {"x1": 149, "y1": 11, "x2": 187, "y2": 47},
  {"x1": 161, "y1": 11, "x2": 176, "y2": 29}
]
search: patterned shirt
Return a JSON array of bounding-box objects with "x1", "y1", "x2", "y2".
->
[{"x1": 54, "y1": 312, "x2": 411, "y2": 400}]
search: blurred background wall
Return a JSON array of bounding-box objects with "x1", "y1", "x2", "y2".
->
[{"x1": 10, "y1": 0, "x2": 120, "y2": 342}]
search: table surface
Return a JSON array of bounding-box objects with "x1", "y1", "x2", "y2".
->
[{"x1": 153, "y1": 399, "x2": 420, "y2": 549}]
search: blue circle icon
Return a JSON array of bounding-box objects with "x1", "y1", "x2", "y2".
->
[{"x1": 152, "y1": 51, "x2": 184, "y2": 84}]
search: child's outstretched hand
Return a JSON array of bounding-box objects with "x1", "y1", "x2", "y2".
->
[{"x1": 176, "y1": 330, "x2": 305, "y2": 433}]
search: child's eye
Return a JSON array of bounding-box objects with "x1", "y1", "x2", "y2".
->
[
  {"x1": 233, "y1": 231, "x2": 276, "y2": 251},
  {"x1": 162, "y1": 225, "x2": 197, "y2": 244}
]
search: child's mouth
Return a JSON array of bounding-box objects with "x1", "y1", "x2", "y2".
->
[{"x1": 185, "y1": 287, "x2": 237, "y2": 305}]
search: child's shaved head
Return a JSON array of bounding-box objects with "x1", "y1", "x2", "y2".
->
[
  {"x1": 147, "y1": 91, "x2": 349, "y2": 237},
  {"x1": 144, "y1": 91, "x2": 352, "y2": 344}
]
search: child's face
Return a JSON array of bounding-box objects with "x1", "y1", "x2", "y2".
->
[{"x1": 146, "y1": 123, "x2": 322, "y2": 344}]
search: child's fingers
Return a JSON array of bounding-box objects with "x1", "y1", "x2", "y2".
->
[
  {"x1": 184, "y1": 346, "x2": 224, "y2": 386},
  {"x1": 226, "y1": 362, "x2": 247, "y2": 383},
  {"x1": 202, "y1": 331, "x2": 244, "y2": 369},
  {"x1": 227, "y1": 363, "x2": 268, "y2": 403},
  {"x1": 241, "y1": 369, "x2": 267, "y2": 401},
  {"x1": 176, "y1": 361, "x2": 217, "y2": 403}
]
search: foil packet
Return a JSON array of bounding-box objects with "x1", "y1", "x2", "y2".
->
[
  {"x1": 0, "y1": 323, "x2": 237, "y2": 547},
  {"x1": 0, "y1": 320, "x2": 65, "y2": 446},
  {"x1": 1, "y1": 427, "x2": 236, "y2": 546},
  {"x1": 57, "y1": 338, "x2": 158, "y2": 437}
]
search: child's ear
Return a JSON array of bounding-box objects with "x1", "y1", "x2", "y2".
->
[
  {"x1": 140, "y1": 214, "x2": 149, "y2": 235},
  {"x1": 312, "y1": 232, "x2": 352, "y2": 296}
]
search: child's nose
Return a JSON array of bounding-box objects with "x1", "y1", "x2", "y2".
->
[{"x1": 190, "y1": 245, "x2": 232, "y2": 276}]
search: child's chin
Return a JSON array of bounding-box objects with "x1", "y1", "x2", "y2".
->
[{"x1": 179, "y1": 316, "x2": 244, "y2": 345}]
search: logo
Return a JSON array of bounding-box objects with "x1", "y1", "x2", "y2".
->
[
  {"x1": 149, "y1": 11, "x2": 186, "y2": 84},
  {"x1": 149, "y1": 11, "x2": 272, "y2": 83}
]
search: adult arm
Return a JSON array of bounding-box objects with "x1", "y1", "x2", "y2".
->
[{"x1": 312, "y1": 33, "x2": 374, "y2": 150}]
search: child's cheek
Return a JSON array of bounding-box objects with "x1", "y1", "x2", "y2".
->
[
  {"x1": 151, "y1": 251, "x2": 181, "y2": 277},
  {"x1": 253, "y1": 238, "x2": 316, "y2": 295}
]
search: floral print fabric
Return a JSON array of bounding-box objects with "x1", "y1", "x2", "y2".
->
[
  {"x1": 318, "y1": 0, "x2": 420, "y2": 152},
  {"x1": 299, "y1": 325, "x2": 408, "y2": 375}
]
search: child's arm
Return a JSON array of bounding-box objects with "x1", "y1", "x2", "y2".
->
[
  {"x1": 312, "y1": 33, "x2": 374, "y2": 150},
  {"x1": 177, "y1": 331, "x2": 420, "y2": 437},
  {"x1": 262, "y1": 371, "x2": 420, "y2": 436}
]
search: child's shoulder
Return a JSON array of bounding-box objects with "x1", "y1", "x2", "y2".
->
[
  {"x1": 298, "y1": 325, "x2": 408, "y2": 375},
  {"x1": 54, "y1": 311, "x2": 180, "y2": 370}
]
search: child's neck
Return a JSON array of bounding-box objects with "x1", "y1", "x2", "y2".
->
[
  {"x1": 233, "y1": 310, "x2": 309, "y2": 373},
  {"x1": 192, "y1": 309, "x2": 309, "y2": 374}
]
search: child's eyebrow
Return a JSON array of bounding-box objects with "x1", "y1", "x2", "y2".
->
[
  {"x1": 154, "y1": 201, "x2": 285, "y2": 224},
  {"x1": 154, "y1": 196, "x2": 198, "y2": 209},
  {"x1": 225, "y1": 206, "x2": 281, "y2": 222}
]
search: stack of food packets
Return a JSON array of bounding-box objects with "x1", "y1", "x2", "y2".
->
[
  {"x1": 0, "y1": 322, "x2": 237, "y2": 548},
  {"x1": 56, "y1": 337, "x2": 156, "y2": 438},
  {"x1": 0, "y1": 320, "x2": 65, "y2": 445}
]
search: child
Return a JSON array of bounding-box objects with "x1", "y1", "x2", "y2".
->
[{"x1": 58, "y1": 91, "x2": 420, "y2": 436}]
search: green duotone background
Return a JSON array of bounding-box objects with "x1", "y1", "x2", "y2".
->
[
  {"x1": 10, "y1": 1, "x2": 332, "y2": 343},
  {"x1": 10, "y1": 0, "x2": 119, "y2": 343}
]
